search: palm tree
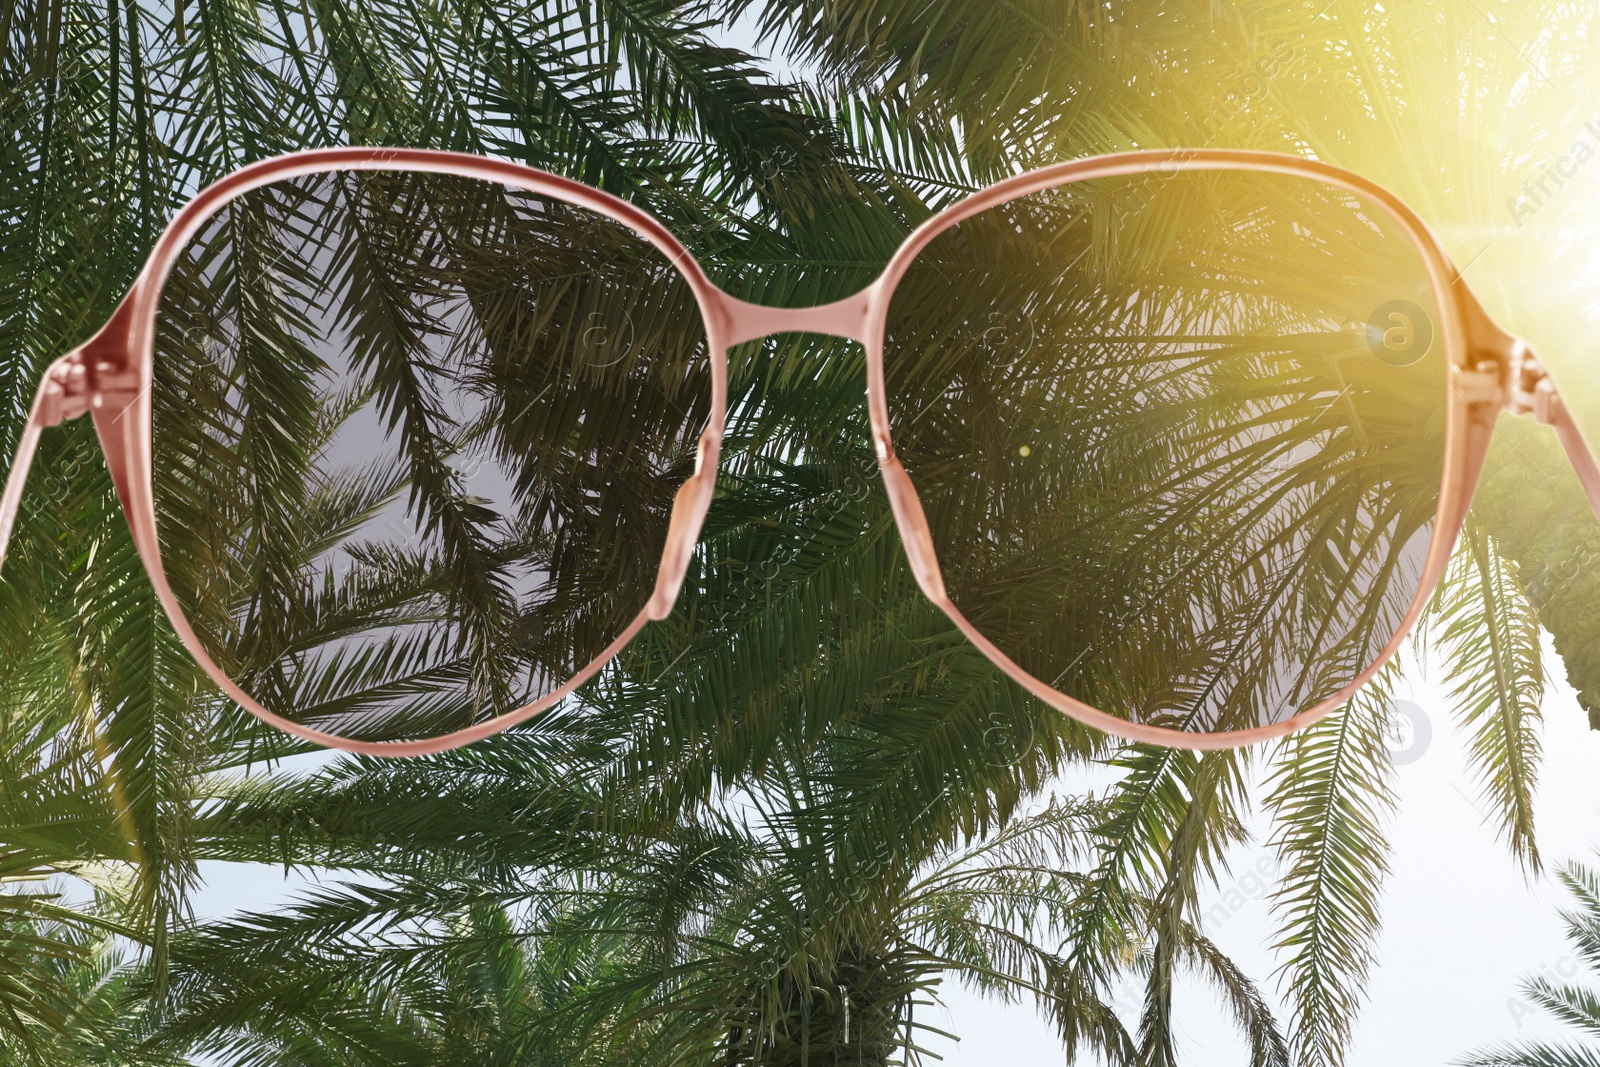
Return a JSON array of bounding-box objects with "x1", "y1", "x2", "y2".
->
[
  {"x1": 134, "y1": 748, "x2": 1286, "y2": 1064},
  {"x1": 1458, "y1": 857, "x2": 1600, "y2": 1067},
  {"x1": 0, "y1": 0, "x2": 854, "y2": 1056},
  {"x1": 2, "y1": 1, "x2": 1598, "y2": 1066},
  {"x1": 742, "y1": 3, "x2": 1600, "y2": 1062},
  {"x1": 0, "y1": 920, "x2": 172, "y2": 1066}
]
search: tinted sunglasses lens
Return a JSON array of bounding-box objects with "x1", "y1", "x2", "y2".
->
[
  {"x1": 885, "y1": 168, "x2": 1448, "y2": 735},
  {"x1": 154, "y1": 170, "x2": 708, "y2": 744}
]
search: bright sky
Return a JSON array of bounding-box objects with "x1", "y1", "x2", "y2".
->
[
  {"x1": 189, "y1": 637, "x2": 1600, "y2": 1064},
  {"x1": 671, "y1": 16, "x2": 1600, "y2": 1061},
  {"x1": 920, "y1": 638, "x2": 1600, "y2": 1065},
  {"x1": 175, "y1": 18, "x2": 1600, "y2": 1067}
]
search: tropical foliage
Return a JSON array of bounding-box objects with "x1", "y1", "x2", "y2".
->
[
  {"x1": 1460, "y1": 856, "x2": 1600, "y2": 1067},
  {"x1": 2, "y1": 1, "x2": 1599, "y2": 1065}
]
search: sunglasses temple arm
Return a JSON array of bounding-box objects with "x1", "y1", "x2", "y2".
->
[
  {"x1": 0, "y1": 357, "x2": 93, "y2": 574},
  {"x1": 0, "y1": 421, "x2": 44, "y2": 574},
  {"x1": 1550, "y1": 399, "x2": 1600, "y2": 524}
]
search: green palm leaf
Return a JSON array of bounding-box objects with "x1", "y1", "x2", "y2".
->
[
  {"x1": 1431, "y1": 520, "x2": 1546, "y2": 871},
  {"x1": 1265, "y1": 674, "x2": 1398, "y2": 1067}
]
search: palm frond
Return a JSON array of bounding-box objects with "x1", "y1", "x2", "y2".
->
[
  {"x1": 1265, "y1": 671, "x2": 1398, "y2": 1067},
  {"x1": 1430, "y1": 519, "x2": 1545, "y2": 871}
]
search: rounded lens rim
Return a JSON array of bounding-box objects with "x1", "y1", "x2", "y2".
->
[
  {"x1": 864, "y1": 148, "x2": 1480, "y2": 750},
  {"x1": 99, "y1": 147, "x2": 730, "y2": 756}
]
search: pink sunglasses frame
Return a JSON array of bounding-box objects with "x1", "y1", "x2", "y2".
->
[{"x1": 3, "y1": 146, "x2": 1599, "y2": 756}]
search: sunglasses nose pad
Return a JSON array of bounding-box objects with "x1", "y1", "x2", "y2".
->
[
  {"x1": 879, "y1": 455, "x2": 948, "y2": 603},
  {"x1": 646, "y1": 433, "x2": 720, "y2": 620}
]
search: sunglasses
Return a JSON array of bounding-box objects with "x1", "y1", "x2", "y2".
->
[{"x1": 3, "y1": 146, "x2": 1597, "y2": 756}]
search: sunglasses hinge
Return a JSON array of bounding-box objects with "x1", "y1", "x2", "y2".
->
[
  {"x1": 1457, "y1": 345, "x2": 1560, "y2": 426},
  {"x1": 1450, "y1": 273, "x2": 1558, "y2": 422},
  {"x1": 1454, "y1": 363, "x2": 1503, "y2": 408},
  {"x1": 1505, "y1": 343, "x2": 1563, "y2": 427}
]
